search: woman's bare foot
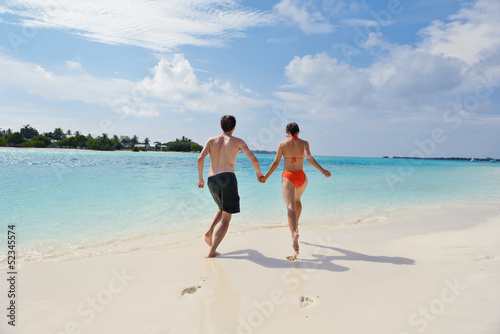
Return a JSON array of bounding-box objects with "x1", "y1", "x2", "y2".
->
[
  {"x1": 206, "y1": 251, "x2": 220, "y2": 258},
  {"x1": 204, "y1": 232, "x2": 212, "y2": 246}
]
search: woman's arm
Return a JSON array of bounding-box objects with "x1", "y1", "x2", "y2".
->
[
  {"x1": 263, "y1": 144, "x2": 283, "y2": 181},
  {"x1": 239, "y1": 139, "x2": 264, "y2": 182},
  {"x1": 304, "y1": 141, "x2": 331, "y2": 177}
]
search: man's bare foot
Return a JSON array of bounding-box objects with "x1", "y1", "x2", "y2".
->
[
  {"x1": 204, "y1": 232, "x2": 212, "y2": 246},
  {"x1": 292, "y1": 232, "x2": 300, "y2": 253},
  {"x1": 206, "y1": 251, "x2": 220, "y2": 258}
]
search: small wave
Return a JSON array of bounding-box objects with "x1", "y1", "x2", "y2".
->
[{"x1": 0, "y1": 228, "x2": 202, "y2": 270}]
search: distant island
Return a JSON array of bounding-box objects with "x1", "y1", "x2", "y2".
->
[
  {"x1": 251, "y1": 150, "x2": 277, "y2": 154},
  {"x1": 0, "y1": 125, "x2": 203, "y2": 152},
  {"x1": 383, "y1": 156, "x2": 498, "y2": 162}
]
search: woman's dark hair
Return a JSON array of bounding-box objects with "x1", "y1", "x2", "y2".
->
[
  {"x1": 221, "y1": 115, "x2": 236, "y2": 132},
  {"x1": 286, "y1": 122, "x2": 300, "y2": 136}
]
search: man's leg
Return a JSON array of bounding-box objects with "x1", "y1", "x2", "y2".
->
[
  {"x1": 205, "y1": 209, "x2": 222, "y2": 246},
  {"x1": 207, "y1": 211, "x2": 232, "y2": 258}
]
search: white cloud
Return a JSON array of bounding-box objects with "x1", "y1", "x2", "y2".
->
[
  {"x1": 368, "y1": 62, "x2": 396, "y2": 87},
  {"x1": 2, "y1": 0, "x2": 274, "y2": 51},
  {"x1": 375, "y1": 46, "x2": 464, "y2": 105},
  {"x1": 0, "y1": 53, "x2": 134, "y2": 106},
  {"x1": 0, "y1": 52, "x2": 266, "y2": 118},
  {"x1": 277, "y1": 53, "x2": 372, "y2": 116},
  {"x1": 125, "y1": 54, "x2": 266, "y2": 115},
  {"x1": 273, "y1": 0, "x2": 334, "y2": 34},
  {"x1": 275, "y1": 0, "x2": 500, "y2": 121},
  {"x1": 33, "y1": 65, "x2": 53, "y2": 79},
  {"x1": 65, "y1": 60, "x2": 83, "y2": 72},
  {"x1": 419, "y1": 0, "x2": 500, "y2": 65},
  {"x1": 275, "y1": 45, "x2": 488, "y2": 120},
  {"x1": 0, "y1": 5, "x2": 11, "y2": 14},
  {"x1": 362, "y1": 32, "x2": 387, "y2": 49}
]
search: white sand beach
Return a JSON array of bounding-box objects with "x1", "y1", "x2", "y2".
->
[{"x1": 2, "y1": 203, "x2": 500, "y2": 334}]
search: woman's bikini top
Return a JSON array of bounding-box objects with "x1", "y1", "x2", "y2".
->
[{"x1": 284, "y1": 135, "x2": 304, "y2": 163}]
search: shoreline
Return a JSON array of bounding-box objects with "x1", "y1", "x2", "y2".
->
[
  {"x1": 1, "y1": 202, "x2": 499, "y2": 333},
  {"x1": 3, "y1": 200, "x2": 497, "y2": 270}
]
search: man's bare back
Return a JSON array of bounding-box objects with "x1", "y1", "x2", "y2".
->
[
  {"x1": 198, "y1": 130, "x2": 261, "y2": 188},
  {"x1": 206, "y1": 133, "x2": 243, "y2": 176}
]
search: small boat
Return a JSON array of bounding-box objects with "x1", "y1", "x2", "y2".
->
[
  {"x1": 491, "y1": 159, "x2": 497, "y2": 163},
  {"x1": 470, "y1": 158, "x2": 475, "y2": 162}
]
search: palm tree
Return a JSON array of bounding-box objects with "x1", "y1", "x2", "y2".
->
[
  {"x1": 120, "y1": 136, "x2": 131, "y2": 144},
  {"x1": 131, "y1": 135, "x2": 139, "y2": 145},
  {"x1": 53, "y1": 128, "x2": 66, "y2": 140},
  {"x1": 20, "y1": 124, "x2": 39, "y2": 139}
]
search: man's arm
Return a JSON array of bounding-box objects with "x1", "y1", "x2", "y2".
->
[
  {"x1": 197, "y1": 140, "x2": 210, "y2": 188},
  {"x1": 239, "y1": 140, "x2": 264, "y2": 182},
  {"x1": 304, "y1": 141, "x2": 331, "y2": 177}
]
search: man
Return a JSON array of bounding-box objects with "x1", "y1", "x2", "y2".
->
[{"x1": 197, "y1": 115, "x2": 263, "y2": 258}]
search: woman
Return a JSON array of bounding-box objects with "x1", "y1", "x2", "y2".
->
[{"x1": 262, "y1": 123, "x2": 331, "y2": 254}]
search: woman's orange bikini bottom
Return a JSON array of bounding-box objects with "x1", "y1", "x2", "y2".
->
[{"x1": 282, "y1": 170, "x2": 306, "y2": 188}]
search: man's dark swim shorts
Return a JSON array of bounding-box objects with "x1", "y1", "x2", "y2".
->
[{"x1": 207, "y1": 172, "x2": 240, "y2": 214}]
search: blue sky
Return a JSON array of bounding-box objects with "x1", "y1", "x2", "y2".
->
[{"x1": 0, "y1": 0, "x2": 499, "y2": 157}]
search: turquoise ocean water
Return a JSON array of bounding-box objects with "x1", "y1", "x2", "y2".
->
[{"x1": 1, "y1": 148, "x2": 499, "y2": 266}]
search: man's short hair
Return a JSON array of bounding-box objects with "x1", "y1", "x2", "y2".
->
[
  {"x1": 286, "y1": 122, "x2": 300, "y2": 136},
  {"x1": 221, "y1": 115, "x2": 236, "y2": 132}
]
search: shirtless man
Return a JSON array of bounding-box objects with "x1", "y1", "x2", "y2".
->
[{"x1": 197, "y1": 115, "x2": 263, "y2": 258}]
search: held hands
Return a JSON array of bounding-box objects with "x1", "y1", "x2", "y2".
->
[{"x1": 198, "y1": 179, "x2": 204, "y2": 188}]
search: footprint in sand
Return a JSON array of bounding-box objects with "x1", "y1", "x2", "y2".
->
[
  {"x1": 300, "y1": 296, "x2": 315, "y2": 308},
  {"x1": 181, "y1": 286, "x2": 201, "y2": 296}
]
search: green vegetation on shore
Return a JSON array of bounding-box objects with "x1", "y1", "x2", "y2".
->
[{"x1": 0, "y1": 125, "x2": 203, "y2": 152}]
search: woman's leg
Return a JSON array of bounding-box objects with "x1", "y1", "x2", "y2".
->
[
  {"x1": 294, "y1": 177, "x2": 308, "y2": 230},
  {"x1": 282, "y1": 178, "x2": 299, "y2": 252}
]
